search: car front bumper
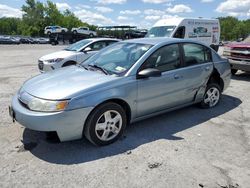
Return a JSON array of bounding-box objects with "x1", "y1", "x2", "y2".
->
[
  {"x1": 11, "y1": 94, "x2": 93, "y2": 141},
  {"x1": 228, "y1": 59, "x2": 250, "y2": 72}
]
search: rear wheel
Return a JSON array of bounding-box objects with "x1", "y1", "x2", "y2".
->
[
  {"x1": 73, "y1": 30, "x2": 77, "y2": 34},
  {"x1": 89, "y1": 33, "x2": 94, "y2": 38},
  {"x1": 200, "y1": 83, "x2": 221, "y2": 108},
  {"x1": 231, "y1": 69, "x2": 238, "y2": 75},
  {"x1": 84, "y1": 102, "x2": 127, "y2": 146}
]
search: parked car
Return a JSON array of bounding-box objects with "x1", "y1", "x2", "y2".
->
[
  {"x1": 20, "y1": 37, "x2": 34, "y2": 44},
  {"x1": 38, "y1": 38, "x2": 119, "y2": 72},
  {"x1": 10, "y1": 38, "x2": 231, "y2": 145},
  {"x1": 146, "y1": 17, "x2": 220, "y2": 51},
  {"x1": 222, "y1": 35, "x2": 250, "y2": 75},
  {"x1": 71, "y1": 27, "x2": 97, "y2": 37},
  {"x1": 124, "y1": 29, "x2": 147, "y2": 39},
  {"x1": 0, "y1": 36, "x2": 20, "y2": 44},
  {"x1": 44, "y1": 26, "x2": 68, "y2": 35},
  {"x1": 35, "y1": 37, "x2": 50, "y2": 44}
]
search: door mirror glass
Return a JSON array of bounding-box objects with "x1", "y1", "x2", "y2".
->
[{"x1": 137, "y1": 68, "x2": 161, "y2": 79}]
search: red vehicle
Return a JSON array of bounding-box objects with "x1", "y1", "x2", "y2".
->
[{"x1": 223, "y1": 36, "x2": 250, "y2": 75}]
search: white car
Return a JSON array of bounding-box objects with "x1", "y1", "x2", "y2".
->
[
  {"x1": 38, "y1": 38, "x2": 120, "y2": 72},
  {"x1": 71, "y1": 27, "x2": 97, "y2": 37},
  {"x1": 44, "y1": 26, "x2": 68, "y2": 35}
]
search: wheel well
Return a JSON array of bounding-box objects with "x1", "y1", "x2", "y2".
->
[
  {"x1": 208, "y1": 69, "x2": 224, "y2": 91},
  {"x1": 94, "y1": 99, "x2": 131, "y2": 124},
  {"x1": 62, "y1": 61, "x2": 77, "y2": 67}
]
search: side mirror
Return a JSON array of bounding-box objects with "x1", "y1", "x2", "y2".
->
[
  {"x1": 83, "y1": 47, "x2": 92, "y2": 53},
  {"x1": 137, "y1": 68, "x2": 161, "y2": 79}
]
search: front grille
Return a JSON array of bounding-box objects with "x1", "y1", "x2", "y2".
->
[
  {"x1": 38, "y1": 60, "x2": 44, "y2": 70},
  {"x1": 231, "y1": 53, "x2": 250, "y2": 59},
  {"x1": 232, "y1": 47, "x2": 250, "y2": 51}
]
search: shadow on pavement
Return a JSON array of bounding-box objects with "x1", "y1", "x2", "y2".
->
[
  {"x1": 231, "y1": 72, "x2": 250, "y2": 81},
  {"x1": 22, "y1": 94, "x2": 241, "y2": 164}
]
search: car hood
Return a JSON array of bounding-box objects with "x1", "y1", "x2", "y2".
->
[
  {"x1": 39, "y1": 50, "x2": 77, "y2": 60},
  {"x1": 22, "y1": 66, "x2": 118, "y2": 100}
]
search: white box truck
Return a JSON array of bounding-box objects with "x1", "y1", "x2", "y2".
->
[{"x1": 146, "y1": 17, "x2": 220, "y2": 51}]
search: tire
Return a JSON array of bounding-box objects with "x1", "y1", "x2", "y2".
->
[
  {"x1": 89, "y1": 33, "x2": 94, "y2": 38},
  {"x1": 47, "y1": 31, "x2": 51, "y2": 35},
  {"x1": 231, "y1": 69, "x2": 238, "y2": 75},
  {"x1": 199, "y1": 83, "x2": 221, "y2": 108},
  {"x1": 62, "y1": 30, "x2": 65, "y2": 33},
  {"x1": 73, "y1": 30, "x2": 77, "y2": 34},
  {"x1": 84, "y1": 102, "x2": 127, "y2": 146}
]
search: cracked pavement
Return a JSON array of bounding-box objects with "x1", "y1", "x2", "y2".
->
[{"x1": 0, "y1": 45, "x2": 249, "y2": 188}]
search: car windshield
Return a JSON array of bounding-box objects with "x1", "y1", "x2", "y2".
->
[
  {"x1": 65, "y1": 39, "x2": 92, "y2": 51},
  {"x1": 146, "y1": 26, "x2": 175, "y2": 37},
  {"x1": 81, "y1": 42, "x2": 152, "y2": 76}
]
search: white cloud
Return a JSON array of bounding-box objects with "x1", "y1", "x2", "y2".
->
[
  {"x1": 117, "y1": 16, "x2": 129, "y2": 20},
  {"x1": 216, "y1": 0, "x2": 250, "y2": 17},
  {"x1": 75, "y1": 5, "x2": 91, "y2": 10},
  {"x1": 74, "y1": 9, "x2": 114, "y2": 26},
  {"x1": 144, "y1": 9, "x2": 165, "y2": 15},
  {"x1": 97, "y1": 0, "x2": 126, "y2": 4},
  {"x1": 56, "y1": 3, "x2": 71, "y2": 11},
  {"x1": 201, "y1": 0, "x2": 214, "y2": 2},
  {"x1": 120, "y1": 10, "x2": 141, "y2": 15},
  {"x1": 0, "y1": 4, "x2": 22, "y2": 18},
  {"x1": 95, "y1": 6, "x2": 113, "y2": 13},
  {"x1": 166, "y1": 4, "x2": 193, "y2": 13},
  {"x1": 145, "y1": 15, "x2": 161, "y2": 20},
  {"x1": 142, "y1": 0, "x2": 173, "y2": 4}
]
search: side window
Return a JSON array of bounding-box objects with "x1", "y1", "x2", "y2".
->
[
  {"x1": 174, "y1": 26, "x2": 185, "y2": 38},
  {"x1": 106, "y1": 40, "x2": 117, "y2": 46},
  {"x1": 183, "y1": 43, "x2": 212, "y2": 66},
  {"x1": 88, "y1": 41, "x2": 107, "y2": 51},
  {"x1": 142, "y1": 44, "x2": 181, "y2": 72}
]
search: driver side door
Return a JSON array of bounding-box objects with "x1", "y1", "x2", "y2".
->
[{"x1": 136, "y1": 44, "x2": 192, "y2": 117}]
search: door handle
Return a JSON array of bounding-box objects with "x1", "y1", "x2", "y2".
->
[
  {"x1": 174, "y1": 74, "x2": 180, "y2": 79},
  {"x1": 205, "y1": 66, "x2": 210, "y2": 71}
]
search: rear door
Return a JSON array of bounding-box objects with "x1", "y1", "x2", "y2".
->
[{"x1": 179, "y1": 43, "x2": 213, "y2": 101}]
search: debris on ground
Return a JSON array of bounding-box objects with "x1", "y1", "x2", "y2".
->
[{"x1": 148, "y1": 162, "x2": 162, "y2": 169}]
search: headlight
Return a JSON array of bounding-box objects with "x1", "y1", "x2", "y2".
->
[
  {"x1": 47, "y1": 58, "x2": 64, "y2": 63},
  {"x1": 28, "y1": 98, "x2": 68, "y2": 112}
]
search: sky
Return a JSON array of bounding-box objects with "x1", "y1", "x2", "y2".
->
[{"x1": 0, "y1": 0, "x2": 250, "y2": 28}]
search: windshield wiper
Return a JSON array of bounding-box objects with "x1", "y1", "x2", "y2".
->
[
  {"x1": 88, "y1": 64, "x2": 109, "y2": 75},
  {"x1": 80, "y1": 64, "x2": 88, "y2": 70}
]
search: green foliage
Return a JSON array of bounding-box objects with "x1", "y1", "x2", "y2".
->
[
  {"x1": 218, "y1": 16, "x2": 250, "y2": 41},
  {"x1": 0, "y1": 0, "x2": 95, "y2": 36}
]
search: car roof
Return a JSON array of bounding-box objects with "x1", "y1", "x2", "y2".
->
[
  {"x1": 90, "y1": 38, "x2": 121, "y2": 42},
  {"x1": 123, "y1": 37, "x2": 183, "y2": 45},
  {"x1": 122, "y1": 37, "x2": 209, "y2": 47}
]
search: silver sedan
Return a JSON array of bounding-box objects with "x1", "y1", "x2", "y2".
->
[{"x1": 10, "y1": 38, "x2": 231, "y2": 146}]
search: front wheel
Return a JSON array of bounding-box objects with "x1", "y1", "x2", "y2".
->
[
  {"x1": 84, "y1": 102, "x2": 127, "y2": 146},
  {"x1": 200, "y1": 83, "x2": 221, "y2": 108}
]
